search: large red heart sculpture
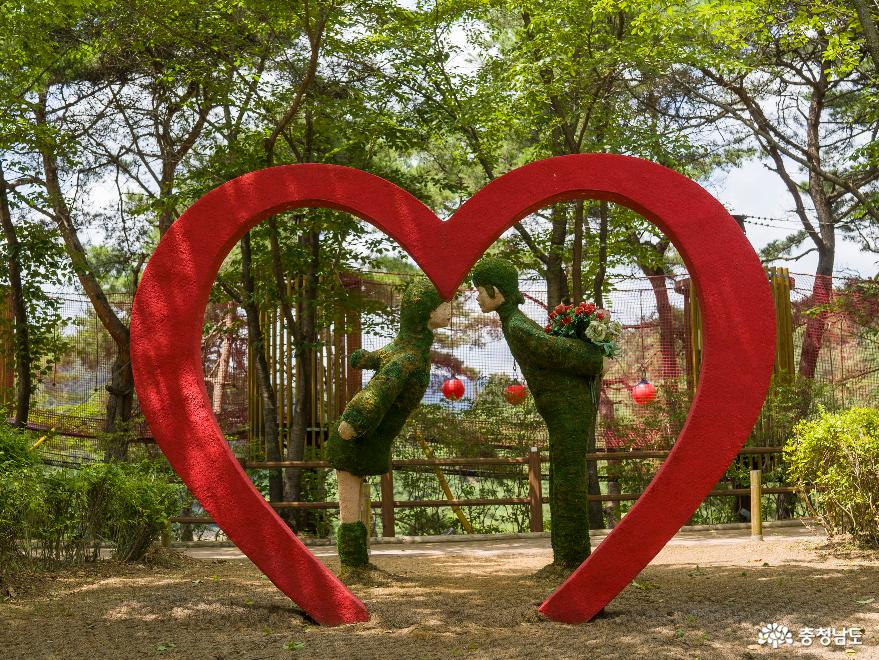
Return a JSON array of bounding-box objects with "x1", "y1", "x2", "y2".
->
[{"x1": 131, "y1": 154, "x2": 774, "y2": 626}]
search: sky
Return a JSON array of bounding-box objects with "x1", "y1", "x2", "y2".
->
[{"x1": 707, "y1": 159, "x2": 878, "y2": 278}]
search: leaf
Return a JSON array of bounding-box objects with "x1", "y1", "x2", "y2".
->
[{"x1": 633, "y1": 579, "x2": 659, "y2": 590}]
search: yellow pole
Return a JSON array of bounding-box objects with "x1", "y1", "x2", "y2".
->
[
  {"x1": 750, "y1": 469, "x2": 763, "y2": 541},
  {"x1": 416, "y1": 432, "x2": 474, "y2": 534}
]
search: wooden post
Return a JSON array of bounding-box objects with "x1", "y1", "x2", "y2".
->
[
  {"x1": 528, "y1": 447, "x2": 543, "y2": 533},
  {"x1": 750, "y1": 469, "x2": 763, "y2": 540},
  {"x1": 361, "y1": 481, "x2": 372, "y2": 541},
  {"x1": 380, "y1": 471, "x2": 395, "y2": 537}
]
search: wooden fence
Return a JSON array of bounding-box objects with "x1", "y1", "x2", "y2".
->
[{"x1": 172, "y1": 446, "x2": 796, "y2": 540}]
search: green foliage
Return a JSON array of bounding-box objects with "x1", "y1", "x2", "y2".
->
[
  {"x1": 0, "y1": 424, "x2": 182, "y2": 569},
  {"x1": 0, "y1": 422, "x2": 39, "y2": 471},
  {"x1": 786, "y1": 407, "x2": 879, "y2": 546}
]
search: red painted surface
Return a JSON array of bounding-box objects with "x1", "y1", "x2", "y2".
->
[
  {"x1": 131, "y1": 154, "x2": 774, "y2": 626},
  {"x1": 503, "y1": 384, "x2": 528, "y2": 405},
  {"x1": 632, "y1": 379, "x2": 658, "y2": 405},
  {"x1": 441, "y1": 377, "x2": 465, "y2": 401}
]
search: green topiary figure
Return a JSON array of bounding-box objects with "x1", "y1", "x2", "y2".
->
[
  {"x1": 326, "y1": 277, "x2": 451, "y2": 569},
  {"x1": 471, "y1": 257, "x2": 604, "y2": 568}
]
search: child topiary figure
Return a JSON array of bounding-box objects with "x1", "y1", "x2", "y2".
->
[
  {"x1": 326, "y1": 278, "x2": 451, "y2": 569},
  {"x1": 471, "y1": 257, "x2": 604, "y2": 568}
]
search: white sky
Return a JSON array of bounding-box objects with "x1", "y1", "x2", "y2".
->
[{"x1": 708, "y1": 159, "x2": 878, "y2": 278}]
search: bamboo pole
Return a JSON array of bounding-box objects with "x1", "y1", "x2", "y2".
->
[
  {"x1": 751, "y1": 469, "x2": 763, "y2": 540},
  {"x1": 415, "y1": 432, "x2": 475, "y2": 534}
]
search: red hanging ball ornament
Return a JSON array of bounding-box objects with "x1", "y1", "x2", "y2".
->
[
  {"x1": 632, "y1": 378, "x2": 657, "y2": 405},
  {"x1": 504, "y1": 384, "x2": 528, "y2": 405},
  {"x1": 442, "y1": 377, "x2": 465, "y2": 401}
]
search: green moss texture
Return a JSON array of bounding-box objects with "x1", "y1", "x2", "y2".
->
[
  {"x1": 326, "y1": 278, "x2": 444, "y2": 476},
  {"x1": 472, "y1": 257, "x2": 604, "y2": 568},
  {"x1": 336, "y1": 521, "x2": 369, "y2": 567}
]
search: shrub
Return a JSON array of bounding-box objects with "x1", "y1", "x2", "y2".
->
[
  {"x1": 785, "y1": 407, "x2": 879, "y2": 546},
  {"x1": 0, "y1": 426, "x2": 44, "y2": 565},
  {"x1": 0, "y1": 423, "x2": 182, "y2": 565},
  {"x1": 80, "y1": 462, "x2": 182, "y2": 561}
]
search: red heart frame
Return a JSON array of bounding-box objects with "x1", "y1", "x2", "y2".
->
[{"x1": 131, "y1": 154, "x2": 774, "y2": 626}]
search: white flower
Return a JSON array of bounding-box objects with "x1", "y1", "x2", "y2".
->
[
  {"x1": 606, "y1": 320, "x2": 623, "y2": 337},
  {"x1": 585, "y1": 322, "x2": 608, "y2": 342}
]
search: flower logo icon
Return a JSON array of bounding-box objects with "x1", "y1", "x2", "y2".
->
[{"x1": 757, "y1": 623, "x2": 794, "y2": 648}]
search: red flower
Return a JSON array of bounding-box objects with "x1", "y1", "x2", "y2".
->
[
  {"x1": 549, "y1": 311, "x2": 557, "y2": 320},
  {"x1": 561, "y1": 316, "x2": 572, "y2": 325},
  {"x1": 544, "y1": 324, "x2": 552, "y2": 333},
  {"x1": 595, "y1": 311, "x2": 606, "y2": 320},
  {"x1": 553, "y1": 304, "x2": 567, "y2": 314},
  {"x1": 584, "y1": 303, "x2": 596, "y2": 314}
]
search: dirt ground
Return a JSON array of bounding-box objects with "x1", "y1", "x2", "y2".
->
[{"x1": 2, "y1": 527, "x2": 878, "y2": 659}]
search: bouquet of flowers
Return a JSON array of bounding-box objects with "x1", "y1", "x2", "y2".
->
[{"x1": 544, "y1": 301, "x2": 622, "y2": 358}]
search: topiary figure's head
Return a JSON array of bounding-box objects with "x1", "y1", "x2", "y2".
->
[
  {"x1": 470, "y1": 257, "x2": 525, "y2": 306},
  {"x1": 399, "y1": 277, "x2": 447, "y2": 332}
]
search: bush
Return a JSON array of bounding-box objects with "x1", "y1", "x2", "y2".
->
[
  {"x1": 81, "y1": 462, "x2": 182, "y2": 561},
  {"x1": 785, "y1": 407, "x2": 879, "y2": 546},
  {"x1": 0, "y1": 423, "x2": 182, "y2": 565},
  {"x1": 0, "y1": 427, "x2": 44, "y2": 565}
]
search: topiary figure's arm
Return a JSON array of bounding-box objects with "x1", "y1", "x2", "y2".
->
[
  {"x1": 339, "y1": 354, "x2": 416, "y2": 437},
  {"x1": 349, "y1": 348, "x2": 381, "y2": 371},
  {"x1": 509, "y1": 314, "x2": 604, "y2": 376}
]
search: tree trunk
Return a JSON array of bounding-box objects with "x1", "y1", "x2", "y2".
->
[
  {"x1": 641, "y1": 264, "x2": 680, "y2": 381},
  {"x1": 240, "y1": 231, "x2": 283, "y2": 503},
  {"x1": 545, "y1": 205, "x2": 570, "y2": 308},
  {"x1": 798, "y1": 248, "x2": 834, "y2": 381},
  {"x1": 37, "y1": 93, "x2": 133, "y2": 458},
  {"x1": 284, "y1": 230, "x2": 320, "y2": 531},
  {"x1": 571, "y1": 201, "x2": 584, "y2": 302},
  {"x1": 592, "y1": 201, "x2": 609, "y2": 308},
  {"x1": 211, "y1": 305, "x2": 235, "y2": 414},
  {"x1": 0, "y1": 162, "x2": 31, "y2": 427},
  {"x1": 103, "y1": 345, "x2": 134, "y2": 460},
  {"x1": 853, "y1": 0, "x2": 879, "y2": 73}
]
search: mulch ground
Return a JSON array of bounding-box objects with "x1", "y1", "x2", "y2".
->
[{"x1": 2, "y1": 533, "x2": 878, "y2": 659}]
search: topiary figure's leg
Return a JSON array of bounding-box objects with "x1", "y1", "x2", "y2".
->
[
  {"x1": 546, "y1": 414, "x2": 592, "y2": 567},
  {"x1": 337, "y1": 521, "x2": 369, "y2": 567},
  {"x1": 337, "y1": 470, "x2": 369, "y2": 568}
]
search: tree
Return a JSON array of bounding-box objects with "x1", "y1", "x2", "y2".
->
[{"x1": 671, "y1": 0, "x2": 879, "y2": 378}]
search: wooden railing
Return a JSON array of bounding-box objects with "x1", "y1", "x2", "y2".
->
[{"x1": 172, "y1": 446, "x2": 797, "y2": 540}]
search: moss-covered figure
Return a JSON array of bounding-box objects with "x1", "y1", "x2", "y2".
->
[
  {"x1": 326, "y1": 277, "x2": 451, "y2": 568},
  {"x1": 471, "y1": 257, "x2": 604, "y2": 568}
]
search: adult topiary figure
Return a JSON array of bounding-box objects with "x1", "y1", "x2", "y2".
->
[
  {"x1": 471, "y1": 257, "x2": 604, "y2": 568},
  {"x1": 326, "y1": 278, "x2": 451, "y2": 569}
]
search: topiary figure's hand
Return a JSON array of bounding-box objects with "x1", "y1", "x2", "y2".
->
[
  {"x1": 349, "y1": 349, "x2": 380, "y2": 370},
  {"x1": 337, "y1": 420, "x2": 357, "y2": 441}
]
